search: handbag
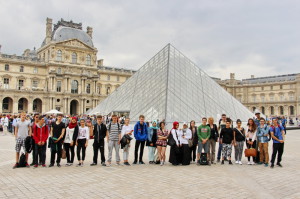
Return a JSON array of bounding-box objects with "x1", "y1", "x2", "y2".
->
[
  {"x1": 244, "y1": 145, "x2": 257, "y2": 157},
  {"x1": 167, "y1": 133, "x2": 176, "y2": 146},
  {"x1": 61, "y1": 147, "x2": 66, "y2": 159},
  {"x1": 188, "y1": 139, "x2": 193, "y2": 148}
]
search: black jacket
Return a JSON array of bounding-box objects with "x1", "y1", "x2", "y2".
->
[{"x1": 93, "y1": 123, "x2": 107, "y2": 142}]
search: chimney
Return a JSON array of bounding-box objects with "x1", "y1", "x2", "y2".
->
[
  {"x1": 251, "y1": 75, "x2": 255, "y2": 79},
  {"x1": 45, "y1": 18, "x2": 53, "y2": 44},
  {"x1": 230, "y1": 73, "x2": 235, "y2": 80},
  {"x1": 87, "y1": 26, "x2": 93, "y2": 39},
  {"x1": 97, "y1": 59, "x2": 104, "y2": 66}
]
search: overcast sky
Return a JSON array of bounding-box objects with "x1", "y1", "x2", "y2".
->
[{"x1": 0, "y1": 0, "x2": 299, "y2": 79}]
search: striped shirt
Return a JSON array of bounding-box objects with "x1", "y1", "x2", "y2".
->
[{"x1": 108, "y1": 122, "x2": 121, "y2": 141}]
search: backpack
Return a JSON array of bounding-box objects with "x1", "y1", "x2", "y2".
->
[
  {"x1": 108, "y1": 123, "x2": 121, "y2": 133},
  {"x1": 19, "y1": 152, "x2": 27, "y2": 167},
  {"x1": 200, "y1": 153, "x2": 209, "y2": 165},
  {"x1": 269, "y1": 125, "x2": 282, "y2": 141},
  {"x1": 25, "y1": 136, "x2": 33, "y2": 153}
]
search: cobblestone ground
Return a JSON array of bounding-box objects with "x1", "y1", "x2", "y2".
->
[{"x1": 0, "y1": 130, "x2": 299, "y2": 199}]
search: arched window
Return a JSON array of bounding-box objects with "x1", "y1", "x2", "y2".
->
[
  {"x1": 279, "y1": 106, "x2": 284, "y2": 115},
  {"x1": 252, "y1": 107, "x2": 256, "y2": 112},
  {"x1": 86, "y1": 83, "x2": 91, "y2": 94},
  {"x1": 72, "y1": 53, "x2": 77, "y2": 64},
  {"x1": 57, "y1": 50, "x2": 62, "y2": 61},
  {"x1": 106, "y1": 86, "x2": 111, "y2": 95},
  {"x1": 71, "y1": 80, "x2": 78, "y2": 94},
  {"x1": 270, "y1": 106, "x2": 274, "y2": 115},
  {"x1": 289, "y1": 106, "x2": 294, "y2": 115},
  {"x1": 20, "y1": 66, "x2": 24, "y2": 72},
  {"x1": 86, "y1": 54, "x2": 91, "y2": 65}
]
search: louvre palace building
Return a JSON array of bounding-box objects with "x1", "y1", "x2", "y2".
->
[{"x1": 0, "y1": 18, "x2": 299, "y2": 118}]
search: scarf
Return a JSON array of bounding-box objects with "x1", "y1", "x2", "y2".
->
[
  {"x1": 172, "y1": 121, "x2": 179, "y2": 130},
  {"x1": 68, "y1": 117, "x2": 77, "y2": 129},
  {"x1": 149, "y1": 120, "x2": 159, "y2": 130}
]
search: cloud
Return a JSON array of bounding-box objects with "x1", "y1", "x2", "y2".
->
[{"x1": 0, "y1": 0, "x2": 299, "y2": 79}]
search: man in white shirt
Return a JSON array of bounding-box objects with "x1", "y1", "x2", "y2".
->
[{"x1": 13, "y1": 112, "x2": 32, "y2": 169}]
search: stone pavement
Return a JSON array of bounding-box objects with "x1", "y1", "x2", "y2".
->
[{"x1": 0, "y1": 130, "x2": 299, "y2": 199}]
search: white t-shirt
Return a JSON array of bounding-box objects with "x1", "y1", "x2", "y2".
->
[
  {"x1": 121, "y1": 125, "x2": 133, "y2": 137},
  {"x1": 78, "y1": 126, "x2": 89, "y2": 140},
  {"x1": 16, "y1": 120, "x2": 31, "y2": 139},
  {"x1": 64, "y1": 127, "x2": 75, "y2": 143}
]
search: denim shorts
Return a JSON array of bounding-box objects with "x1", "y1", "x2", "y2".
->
[{"x1": 198, "y1": 141, "x2": 209, "y2": 153}]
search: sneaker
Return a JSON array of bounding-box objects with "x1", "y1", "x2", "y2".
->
[
  {"x1": 270, "y1": 163, "x2": 274, "y2": 168},
  {"x1": 25, "y1": 163, "x2": 30, "y2": 168},
  {"x1": 49, "y1": 164, "x2": 54, "y2": 168},
  {"x1": 221, "y1": 160, "x2": 224, "y2": 165},
  {"x1": 81, "y1": 163, "x2": 84, "y2": 167},
  {"x1": 257, "y1": 162, "x2": 263, "y2": 165},
  {"x1": 133, "y1": 161, "x2": 137, "y2": 165},
  {"x1": 42, "y1": 164, "x2": 46, "y2": 168},
  {"x1": 65, "y1": 163, "x2": 71, "y2": 167},
  {"x1": 57, "y1": 163, "x2": 61, "y2": 168},
  {"x1": 235, "y1": 161, "x2": 239, "y2": 164},
  {"x1": 229, "y1": 160, "x2": 233, "y2": 165},
  {"x1": 116, "y1": 162, "x2": 121, "y2": 166},
  {"x1": 239, "y1": 161, "x2": 243, "y2": 165},
  {"x1": 107, "y1": 163, "x2": 111, "y2": 167},
  {"x1": 277, "y1": 163, "x2": 283, "y2": 167},
  {"x1": 155, "y1": 161, "x2": 160, "y2": 164},
  {"x1": 250, "y1": 161, "x2": 255, "y2": 165},
  {"x1": 211, "y1": 161, "x2": 215, "y2": 165},
  {"x1": 139, "y1": 161, "x2": 145, "y2": 165},
  {"x1": 101, "y1": 162, "x2": 107, "y2": 166},
  {"x1": 264, "y1": 163, "x2": 269, "y2": 167},
  {"x1": 160, "y1": 162, "x2": 163, "y2": 166},
  {"x1": 76, "y1": 163, "x2": 82, "y2": 167},
  {"x1": 90, "y1": 163, "x2": 97, "y2": 166},
  {"x1": 30, "y1": 163, "x2": 35, "y2": 166},
  {"x1": 247, "y1": 161, "x2": 251, "y2": 165},
  {"x1": 33, "y1": 164, "x2": 38, "y2": 168},
  {"x1": 124, "y1": 162, "x2": 131, "y2": 166}
]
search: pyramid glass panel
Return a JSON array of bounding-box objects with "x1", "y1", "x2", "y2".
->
[{"x1": 90, "y1": 44, "x2": 254, "y2": 123}]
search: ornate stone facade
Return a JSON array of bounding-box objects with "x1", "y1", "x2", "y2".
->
[
  {"x1": 0, "y1": 18, "x2": 135, "y2": 115},
  {"x1": 215, "y1": 73, "x2": 300, "y2": 118}
]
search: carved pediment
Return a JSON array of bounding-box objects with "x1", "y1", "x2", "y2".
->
[{"x1": 56, "y1": 39, "x2": 94, "y2": 50}]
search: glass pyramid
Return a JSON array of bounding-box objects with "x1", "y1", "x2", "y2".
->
[{"x1": 90, "y1": 44, "x2": 254, "y2": 124}]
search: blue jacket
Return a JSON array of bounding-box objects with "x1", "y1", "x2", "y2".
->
[
  {"x1": 134, "y1": 122, "x2": 148, "y2": 141},
  {"x1": 257, "y1": 125, "x2": 270, "y2": 143}
]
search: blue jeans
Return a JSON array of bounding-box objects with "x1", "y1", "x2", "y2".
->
[{"x1": 217, "y1": 143, "x2": 222, "y2": 160}]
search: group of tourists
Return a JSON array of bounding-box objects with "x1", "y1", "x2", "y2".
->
[{"x1": 2, "y1": 111, "x2": 286, "y2": 169}]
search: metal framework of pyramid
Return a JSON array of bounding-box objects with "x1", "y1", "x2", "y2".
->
[{"x1": 90, "y1": 44, "x2": 253, "y2": 123}]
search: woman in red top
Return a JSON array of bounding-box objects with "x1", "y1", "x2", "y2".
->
[{"x1": 33, "y1": 116, "x2": 49, "y2": 168}]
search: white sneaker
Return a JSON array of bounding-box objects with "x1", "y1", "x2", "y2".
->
[
  {"x1": 160, "y1": 162, "x2": 163, "y2": 166},
  {"x1": 250, "y1": 161, "x2": 254, "y2": 165},
  {"x1": 247, "y1": 161, "x2": 251, "y2": 165},
  {"x1": 239, "y1": 161, "x2": 243, "y2": 165},
  {"x1": 235, "y1": 161, "x2": 239, "y2": 164}
]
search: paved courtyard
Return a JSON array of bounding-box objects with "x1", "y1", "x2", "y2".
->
[{"x1": 0, "y1": 130, "x2": 299, "y2": 199}]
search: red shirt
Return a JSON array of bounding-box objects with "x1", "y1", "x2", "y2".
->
[{"x1": 33, "y1": 124, "x2": 49, "y2": 144}]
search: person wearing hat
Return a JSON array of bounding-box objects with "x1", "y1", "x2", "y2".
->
[
  {"x1": 254, "y1": 110, "x2": 261, "y2": 127},
  {"x1": 180, "y1": 122, "x2": 192, "y2": 165}
]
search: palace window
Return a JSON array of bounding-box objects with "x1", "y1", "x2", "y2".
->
[
  {"x1": 5, "y1": 64, "x2": 9, "y2": 71},
  {"x1": 57, "y1": 81, "x2": 62, "y2": 92},
  {"x1": 117, "y1": 76, "x2": 120, "y2": 81},
  {"x1": 57, "y1": 50, "x2": 62, "y2": 61},
  {"x1": 32, "y1": 80, "x2": 38, "y2": 88},
  {"x1": 86, "y1": 83, "x2": 91, "y2": 94},
  {"x1": 3, "y1": 78, "x2": 9, "y2": 89},
  {"x1": 107, "y1": 75, "x2": 110, "y2": 81},
  {"x1": 71, "y1": 80, "x2": 78, "y2": 94},
  {"x1": 57, "y1": 68, "x2": 62, "y2": 74},
  {"x1": 20, "y1": 66, "x2": 24, "y2": 72},
  {"x1": 33, "y1": 67, "x2": 38, "y2": 74},
  {"x1": 72, "y1": 53, "x2": 77, "y2": 64},
  {"x1": 86, "y1": 54, "x2": 91, "y2": 65},
  {"x1": 18, "y1": 80, "x2": 24, "y2": 90}
]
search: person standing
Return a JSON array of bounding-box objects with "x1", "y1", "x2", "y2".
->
[
  {"x1": 121, "y1": 118, "x2": 133, "y2": 166},
  {"x1": 281, "y1": 116, "x2": 287, "y2": 135},
  {"x1": 133, "y1": 115, "x2": 148, "y2": 164},
  {"x1": 233, "y1": 119, "x2": 246, "y2": 165},
  {"x1": 106, "y1": 115, "x2": 122, "y2": 166},
  {"x1": 197, "y1": 118, "x2": 211, "y2": 165},
  {"x1": 32, "y1": 116, "x2": 49, "y2": 168},
  {"x1": 189, "y1": 120, "x2": 198, "y2": 163},
  {"x1": 147, "y1": 120, "x2": 159, "y2": 164},
  {"x1": 30, "y1": 113, "x2": 40, "y2": 166},
  {"x1": 169, "y1": 122, "x2": 181, "y2": 166},
  {"x1": 217, "y1": 114, "x2": 227, "y2": 162},
  {"x1": 13, "y1": 112, "x2": 32, "y2": 168},
  {"x1": 90, "y1": 115, "x2": 107, "y2": 166},
  {"x1": 207, "y1": 117, "x2": 218, "y2": 164},
  {"x1": 270, "y1": 118, "x2": 285, "y2": 168},
  {"x1": 64, "y1": 117, "x2": 78, "y2": 166},
  {"x1": 49, "y1": 114, "x2": 65, "y2": 168},
  {"x1": 180, "y1": 122, "x2": 192, "y2": 165},
  {"x1": 220, "y1": 118, "x2": 234, "y2": 165},
  {"x1": 156, "y1": 121, "x2": 168, "y2": 166},
  {"x1": 76, "y1": 119, "x2": 91, "y2": 167},
  {"x1": 246, "y1": 118, "x2": 257, "y2": 165},
  {"x1": 257, "y1": 118, "x2": 270, "y2": 167}
]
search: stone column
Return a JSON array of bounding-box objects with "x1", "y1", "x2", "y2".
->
[
  {"x1": 64, "y1": 78, "x2": 68, "y2": 92},
  {"x1": 52, "y1": 97, "x2": 56, "y2": 110},
  {"x1": 28, "y1": 100, "x2": 33, "y2": 113},
  {"x1": 13, "y1": 99, "x2": 18, "y2": 114},
  {"x1": 0, "y1": 97, "x2": 3, "y2": 113},
  {"x1": 94, "y1": 81, "x2": 97, "y2": 93}
]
